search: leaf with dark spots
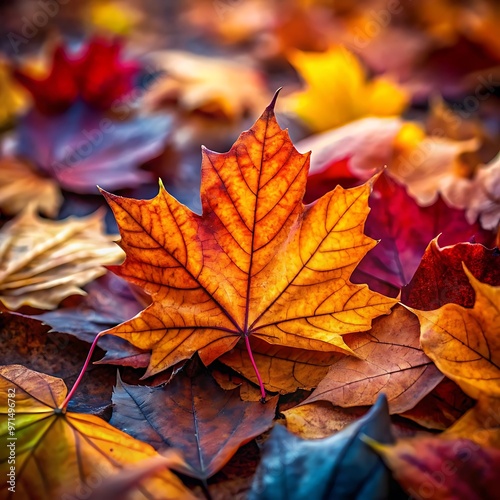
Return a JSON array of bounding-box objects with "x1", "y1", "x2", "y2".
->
[
  {"x1": 109, "y1": 358, "x2": 277, "y2": 479},
  {"x1": 249, "y1": 394, "x2": 406, "y2": 500}
]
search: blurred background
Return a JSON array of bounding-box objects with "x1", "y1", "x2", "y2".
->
[{"x1": 0, "y1": 0, "x2": 499, "y2": 234}]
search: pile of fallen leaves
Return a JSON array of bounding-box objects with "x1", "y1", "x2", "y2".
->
[{"x1": 1, "y1": 1, "x2": 500, "y2": 499}]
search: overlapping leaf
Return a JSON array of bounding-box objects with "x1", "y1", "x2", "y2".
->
[
  {"x1": 0, "y1": 207, "x2": 124, "y2": 310},
  {"x1": 101, "y1": 94, "x2": 396, "y2": 378},
  {"x1": 303, "y1": 305, "x2": 443, "y2": 413},
  {"x1": 219, "y1": 337, "x2": 344, "y2": 394},
  {"x1": 249, "y1": 395, "x2": 405, "y2": 500},
  {"x1": 306, "y1": 169, "x2": 492, "y2": 297},
  {"x1": 110, "y1": 359, "x2": 277, "y2": 479},
  {"x1": 402, "y1": 239, "x2": 500, "y2": 309},
  {"x1": 0, "y1": 365, "x2": 193, "y2": 499},
  {"x1": 411, "y1": 268, "x2": 500, "y2": 400}
]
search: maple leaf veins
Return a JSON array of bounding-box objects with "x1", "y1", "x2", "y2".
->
[{"x1": 100, "y1": 91, "x2": 396, "y2": 395}]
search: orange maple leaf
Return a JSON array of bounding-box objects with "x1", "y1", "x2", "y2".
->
[{"x1": 100, "y1": 92, "x2": 396, "y2": 397}]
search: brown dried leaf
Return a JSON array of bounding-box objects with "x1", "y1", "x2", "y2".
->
[{"x1": 303, "y1": 305, "x2": 443, "y2": 414}]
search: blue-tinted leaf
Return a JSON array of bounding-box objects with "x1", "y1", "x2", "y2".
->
[{"x1": 249, "y1": 394, "x2": 405, "y2": 500}]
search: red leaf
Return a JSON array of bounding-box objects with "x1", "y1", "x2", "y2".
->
[
  {"x1": 402, "y1": 240, "x2": 500, "y2": 309},
  {"x1": 306, "y1": 170, "x2": 493, "y2": 296},
  {"x1": 14, "y1": 37, "x2": 140, "y2": 115}
]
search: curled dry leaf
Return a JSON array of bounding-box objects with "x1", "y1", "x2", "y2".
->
[
  {"x1": 0, "y1": 365, "x2": 194, "y2": 500},
  {"x1": 101, "y1": 94, "x2": 396, "y2": 387},
  {"x1": 110, "y1": 360, "x2": 277, "y2": 479},
  {"x1": 285, "y1": 46, "x2": 408, "y2": 133},
  {"x1": 303, "y1": 305, "x2": 443, "y2": 414},
  {"x1": 411, "y1": 268, "x2": 500, "y2": 400},
  {"x1": 300, "y1": 117, "x2": 492, "y2": 226},
  {"x1": 0, "y1": 206, "x2": 124, "y2": 310},
  {"x1": 389, "y1": 122, "x2": 479, "y2": 206},
  {"x1": 0, "y1": 157, "x2": 62, "y2": 217}
]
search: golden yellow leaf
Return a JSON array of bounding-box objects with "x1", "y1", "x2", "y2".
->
[
  {"x1": 286, "y1": 46, "x2": 408, "y2": 132},
  {"x1": 88, "y1": 0, "x2": 140, "y2": 35},
  {"x1": 0, "y1": 365, "x2": 194, "y2": 499},
  {"x1": 101, "y1": 95, "x2": 396, "y2": 391},
  {"x1": 411, "y1": 267, "x2": 500, "y2": 400},
  {"x1": 0, "y1": 206, "x2": 124, "y2": 310},
  {"x1": 0, "y1": 157, "x2": 62, "y2": 217},
  {"x1": 0, "y1": 60, "x2": 29, "y2": 129}
]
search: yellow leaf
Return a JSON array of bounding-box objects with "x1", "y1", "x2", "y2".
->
[
  {"x1": 411, "y1": 267, "x2": 500, "y2": 400},
  {"x1": 0, "y1": 61, "x2": 29, "y2": 129},
  {"x1": 0, "y1": 206, "x2": 124, "y2": 310},
  {"x1": 0, "y1": 365, "x2": 194, "y2": 499},
  {"x1": 286, "y1": 46, "x2": 408, "y2": 132}
]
